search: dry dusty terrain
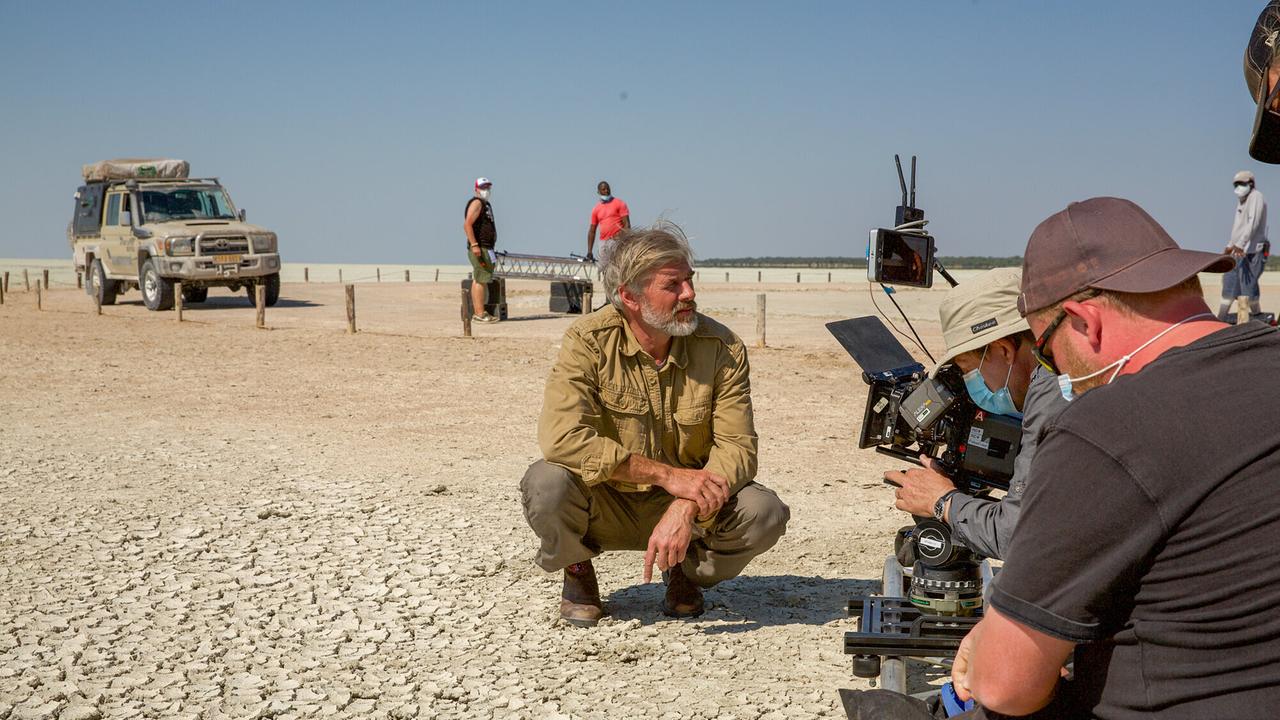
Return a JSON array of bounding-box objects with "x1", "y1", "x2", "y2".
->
[{"x1": 0, "y1": 272, "x2": 1234, "y2": 719}]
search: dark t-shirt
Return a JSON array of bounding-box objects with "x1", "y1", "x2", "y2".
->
[
  {"x1": 991, "y1": 322, "x2": 1280, "y2": 719},
  {"x1": 466, "y1": 197, "x2": 496, "y2": 249}
]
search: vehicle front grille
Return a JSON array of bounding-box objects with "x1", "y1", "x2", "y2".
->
[{"x1": 198, "y1": 237, "x2": 249, "y2": 255}]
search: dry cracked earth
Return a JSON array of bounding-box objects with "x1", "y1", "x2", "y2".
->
[{"x1": 0, "y1": 281, "x2": 925, "y2": 720}]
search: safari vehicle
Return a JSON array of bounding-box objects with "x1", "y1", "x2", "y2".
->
[{"x1": 68, "y1": 158, "x2": 281, "y2": 311}]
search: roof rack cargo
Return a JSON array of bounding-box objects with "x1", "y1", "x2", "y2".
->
[{"x1": 82, "y1": 158, "x2": 190, "y2": 182}]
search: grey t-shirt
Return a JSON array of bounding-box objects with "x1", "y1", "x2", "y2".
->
[{"x1": 946, "y1": 366, "x2": 1066, "y2": 560}]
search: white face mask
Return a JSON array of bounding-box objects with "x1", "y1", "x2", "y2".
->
[
  {"x1": 1055, "y1": 312, "x2": 1214, "y2": 401},
  {"x1": 1235, "y1": 184, "x2": 1251, "y2": 199},
  {"x1": 478, "y1": 188, "x2": 491, "y2": 200},
  {"x1": 599, "y1": 194, "x2": 612, "y2": 202}
]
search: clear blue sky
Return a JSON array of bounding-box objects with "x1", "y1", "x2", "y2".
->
[{"x1": 0, "y1": 1, "x2": 1269, "y2": 263}]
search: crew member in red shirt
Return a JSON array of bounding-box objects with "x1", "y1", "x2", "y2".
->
[{"x1": 587, "y1": 180, "x2": 630, "y2": 263}]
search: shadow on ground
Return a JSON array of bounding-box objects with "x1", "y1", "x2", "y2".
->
[
  {"x1": 178, "y1": 296, "x2": 322, "y2": 310},
  {"x1": 502, "y1": 313, "x2": 576, "y2": 323},
  {"x1": 602, "y1": 574, "x2": 878, "y2": 632}
]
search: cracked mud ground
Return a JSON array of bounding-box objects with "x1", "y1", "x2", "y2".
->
[{"x1": 0, "y1": 280, "x2": 933, "y2": 719}]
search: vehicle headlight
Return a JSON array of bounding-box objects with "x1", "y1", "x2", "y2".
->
[
  {"x1": 164, "y1": 236, "x2": 195, "y2": 255},
  {"x1": 251, "y1": 233, "x2": 277, "y2": 253}
]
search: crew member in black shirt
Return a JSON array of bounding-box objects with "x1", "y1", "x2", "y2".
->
[
  {"x1": 465, "y1": 177, "x2": 499, "y2": 323},
  {"x1": 953, "y1": 197, "x2": 1280, "y2": 719}
]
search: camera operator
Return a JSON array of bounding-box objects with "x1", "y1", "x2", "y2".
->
[
  {"x1": 885, "y1": 267, "x2": 1066, "y2": 560},
  {"x1": 951, "y1": 197, "x2": 1280, "y2": 718}
]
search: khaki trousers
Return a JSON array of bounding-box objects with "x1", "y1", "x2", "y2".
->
[{"x1": 520, "y1": 460, "x2": 790, "y2": 588}]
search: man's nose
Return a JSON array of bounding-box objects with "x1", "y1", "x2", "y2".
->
[{"x1": 680, "y1": 281, "x2": 696, "y2": 301}]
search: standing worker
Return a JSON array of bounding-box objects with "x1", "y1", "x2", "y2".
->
[
  {"x1": 1219, "y1": 170, "x2": 1269, "y2": 321},
  {"x1": 586, "y1": 180, "x2": 630, "y2": 263},
  {"x1": 465, "y1": 177, "x2": 499, "y2": 323}
]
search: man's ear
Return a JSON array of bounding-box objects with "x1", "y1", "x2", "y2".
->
[
  {"x1": 617, "y1": 283, "x2": 641, "y2": 313},
  {"x1": 992, "y1": 336, "x2": 1019, "y2": 364},
  {"x1": 1062, "y1": 300, "x2": 1105, "y2": 350}
]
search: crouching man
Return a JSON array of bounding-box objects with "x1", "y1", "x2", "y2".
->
[{"x1": 520, "y1": 222, "x2": 790, "y2": 627}]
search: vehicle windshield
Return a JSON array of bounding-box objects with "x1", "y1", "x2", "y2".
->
[{"x1": 139, "y1": 186, "x2": 236, "y2": 223}]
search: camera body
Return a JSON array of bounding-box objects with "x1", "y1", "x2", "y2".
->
[{"x1": 830, "y1": 316, "x2": 1020, "y2": 496}]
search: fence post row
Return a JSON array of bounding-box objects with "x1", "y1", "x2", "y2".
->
[
  {"x1": 756, "y1": 294, "x2": 766, "y2": 348},
  {"x1": 460, "y1": 288, "x2": 472, "y2": 338},
  {"x1": 345, "y1": 284, "x2": 356, "y2": 334}
]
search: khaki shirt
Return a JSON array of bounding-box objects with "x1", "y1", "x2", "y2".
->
[{"x1": 538, "y1": 305, "x2": 758, "y2": 497}]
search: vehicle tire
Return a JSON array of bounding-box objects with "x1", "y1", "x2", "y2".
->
[
  {"x1": 91, "y1": 259, "x2": 117, "y2": 306},
  {"x1": 181, "y1": 286, "x2": 208, "y2": 303},
  {"x1": 140, "y1": 259, "x2": 174, "y2": 311},
  {"x1": 245, "y1": 273, "x2": 280, "y2": 307}
]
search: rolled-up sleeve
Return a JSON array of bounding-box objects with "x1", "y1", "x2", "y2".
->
[
  {"x1": 700, "y1": 341, "x2": 758, "y2": 496},
  {"x1": 537, "y1": 328, "x2": 632, "y2": 486}
]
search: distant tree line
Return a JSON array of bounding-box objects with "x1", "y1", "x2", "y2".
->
[{"x1": 697, "y1": 256, "x2": 1023, "y2": 269}]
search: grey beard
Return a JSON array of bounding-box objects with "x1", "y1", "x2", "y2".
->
[{"x1": 641, "y1": 301, "x2": 698, "y2": 336}]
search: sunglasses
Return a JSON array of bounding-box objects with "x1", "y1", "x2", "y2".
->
[{"x1": 1032, "y1": 288, "x2": 1101, "y2": 375}]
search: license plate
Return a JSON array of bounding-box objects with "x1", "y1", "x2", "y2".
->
[{"x1": 213, "y1": 254, "x2": 242, "y2": 265}]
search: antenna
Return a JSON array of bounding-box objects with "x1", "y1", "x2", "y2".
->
[
  {"x1": 909, "y1": 156, "x2": 917, "y2": 209},
  {"x1": 895, "y1": 155, "x2": 909, "y2": 208},
  {"x1": 893, "y1": 154, "x2": 925, "y2": 227}
]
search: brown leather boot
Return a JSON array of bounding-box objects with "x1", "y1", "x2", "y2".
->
[
  {"x1": 560, "y1": 560, "x2": 603, "y2": 627},
  {"x1": 662, "y1": 564, "x2": 705, "y2": 618}
]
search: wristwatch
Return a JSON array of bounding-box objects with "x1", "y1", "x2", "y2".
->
[{"x1": 934, "y1": 490, "x2": 959, "y2": 523}]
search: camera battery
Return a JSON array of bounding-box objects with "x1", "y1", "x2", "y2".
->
[{"x1": 900, "y1": 377, "x2": 962, "y2": 433}]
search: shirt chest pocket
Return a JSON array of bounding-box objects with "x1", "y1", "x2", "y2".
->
[
  {"x1": 672, "y1": 401, "x2": 712, "y2": 463},
  {"x1": 599, "y1": 385, "x2": 649, "y2": 452}
]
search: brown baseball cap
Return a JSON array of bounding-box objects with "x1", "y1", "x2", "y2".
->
[{"x1": 1019, "y1": 197, "x2": 1235, "y2": 315}]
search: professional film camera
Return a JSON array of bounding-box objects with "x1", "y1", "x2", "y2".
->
[{"x1": 828, "y1": 156, "x2": 1022, "y2": 695}]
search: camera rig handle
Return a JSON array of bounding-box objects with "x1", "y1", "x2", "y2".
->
[{"x1": 933, "y1": 259, "x2": 958, "y2": 288}]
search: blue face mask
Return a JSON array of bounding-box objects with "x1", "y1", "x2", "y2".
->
[
  {"x1": 963, "y1": 348, "x2": 1023, "y2": 418},
  {"x1": 599, "y1": 194, "x2": 612, "y2": 202}
]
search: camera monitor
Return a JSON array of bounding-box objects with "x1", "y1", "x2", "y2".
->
[
  {"x1": 868, "y1": 228, "x2": 935, "y2": 288},
  {"x1": 826, "y1": 316, "x2": 923, "y2": 383}
]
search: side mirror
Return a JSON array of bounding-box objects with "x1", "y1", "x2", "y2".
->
[
  {"x1": 238, "y1": 209, "x2": 247, "y2": 222},
  {"x1": 121, "y1": 210, "x2": 132, "y2": 226}
]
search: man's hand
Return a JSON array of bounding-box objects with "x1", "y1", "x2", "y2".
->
[
  {"x1": 951, "y1": 627, "x2": 975, "y2": 701},
  {"x1": 885, "y1": 454, "x2": 954, "y2": 518},
  {"x1": 658, "y1": 468, "x2": 730, "y2": 519},
  {"x1": 470, "y1": 244, "x2": 482, "y2": 258},
  {"x1": 643, "y1": 499, "x2": 697, "y2": 583}
]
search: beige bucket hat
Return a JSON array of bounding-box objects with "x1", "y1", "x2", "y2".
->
[{"x1": 931, "y1": 267, "x2": 1030, "y2": 376}]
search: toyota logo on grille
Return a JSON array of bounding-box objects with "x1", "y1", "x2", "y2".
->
[{"x1": 215, "y1": 239, "x2": 228, "y2": 249}]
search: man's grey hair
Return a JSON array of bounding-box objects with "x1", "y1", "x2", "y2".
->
[{"x1": 600, "y1": 220, "x2": 695, "y2": 308}]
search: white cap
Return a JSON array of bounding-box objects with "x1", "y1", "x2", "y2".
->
[
  {"x1": 1234, "y1": 170, "x2": 1256, "y2": 184},
  {"x1": 475, "y1": 177, "x2": 492, "y2": 189}
]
